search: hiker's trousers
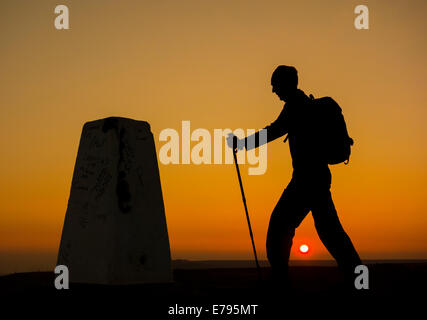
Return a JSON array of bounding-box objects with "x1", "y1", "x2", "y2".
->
[{"x1": 266, "y1": 167, "x2": 361, "y2": 277}]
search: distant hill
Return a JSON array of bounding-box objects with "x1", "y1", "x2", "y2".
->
[{"x1": 172, "y1": 259, "x2": 427, "y2": 269}]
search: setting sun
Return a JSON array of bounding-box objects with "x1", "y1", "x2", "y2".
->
[{"x1": 299, "y1": 245, "x2": 309, "y2": 254}]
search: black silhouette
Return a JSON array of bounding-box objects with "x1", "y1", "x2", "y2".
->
[{"x1": 227, "y1": 65, "x2": 361, "y2": 284}]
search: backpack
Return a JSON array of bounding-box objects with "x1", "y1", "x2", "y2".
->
[{"x1": 309, "y1": 94, "x2": 354, "y2": 165}]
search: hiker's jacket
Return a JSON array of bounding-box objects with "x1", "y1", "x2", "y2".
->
[{"x1": 245, "y1": 89, "x2": 328, "y2": 171}]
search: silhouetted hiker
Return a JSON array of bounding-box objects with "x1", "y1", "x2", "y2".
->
[{"x1": 227, "y1": 65, "x2": 361, "y2": 285}]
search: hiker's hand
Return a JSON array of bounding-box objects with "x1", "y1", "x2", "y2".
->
[{"x1": 226, "y1": 133, "x2": 245, "y2": 151}]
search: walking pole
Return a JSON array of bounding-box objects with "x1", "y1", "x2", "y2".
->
[{"x1": 232, "y1": 137, "x2": 262, "y2": 280}]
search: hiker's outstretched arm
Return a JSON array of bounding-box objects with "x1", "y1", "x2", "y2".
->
[{"x1": 244, "y1": 107, "x2": 289, "y2": 150}]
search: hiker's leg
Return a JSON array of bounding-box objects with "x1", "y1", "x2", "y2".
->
[
  {"x1": 266, "y1": 182, "x2": 309, "y2": 280},
  {"x1": 311, "y1": 190, "x2": 361, "y2": 275},
  {"x1": 266, "y1": 211, "x2": 294, "y2": 279}
]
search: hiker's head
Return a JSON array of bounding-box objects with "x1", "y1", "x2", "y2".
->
[{"x1": 271, "y1": 65, "x2": 298, "y2": 102}]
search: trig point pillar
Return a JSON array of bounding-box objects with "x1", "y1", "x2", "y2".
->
[{"x1": 57, "y1": 117, "x2": 172, "y2": 284}]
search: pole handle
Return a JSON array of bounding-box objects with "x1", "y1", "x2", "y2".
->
[{"x1": 232, "y1": 135, "x2": 239, "y2": 153}]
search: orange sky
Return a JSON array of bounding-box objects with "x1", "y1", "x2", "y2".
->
[{"x1": 0, "y1": 0, "x2": 426, "y2": 274}]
